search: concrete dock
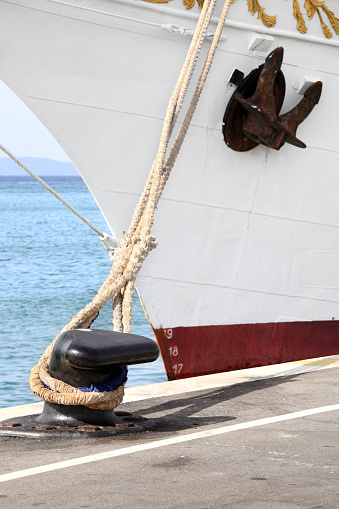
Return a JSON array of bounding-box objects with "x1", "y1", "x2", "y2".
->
[{"x1": 0, "y1": 356, "x2": 338, "y2": 508}]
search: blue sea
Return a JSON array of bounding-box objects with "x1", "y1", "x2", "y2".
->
[{"x1": 0, "y1": 175, "x2": 167, "y2": 409}]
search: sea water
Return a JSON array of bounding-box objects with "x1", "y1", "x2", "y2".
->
[{"x1": 0, "y1": 175, "x2": 167, "y2": 409}]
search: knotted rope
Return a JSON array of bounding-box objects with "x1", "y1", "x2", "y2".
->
[{"x1": 29, "y1": 0, "x2": 233, "y2": 409}]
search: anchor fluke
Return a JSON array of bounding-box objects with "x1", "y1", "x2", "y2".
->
[{"x1": 279, "y1": 81, "x2": 323, "y2": 145}]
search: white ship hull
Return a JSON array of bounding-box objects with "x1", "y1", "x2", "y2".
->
[{"x1": 1, "y1": 0, "x2": 339, "y2": 378}]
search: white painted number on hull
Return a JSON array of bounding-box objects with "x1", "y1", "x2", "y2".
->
[
  {"x1": 169, "y1": 346, "x2": 179, "y2": 357},
  {"x1": 164, "y1": 328, "x2": 172, "y2": 339},
  {"x1": 173, "y1": 364, "x2": 183, "y2": 374}
]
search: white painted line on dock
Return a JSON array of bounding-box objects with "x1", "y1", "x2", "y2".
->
[{"x1": 1, "y1": 403, "x2": 338, "y2": 484}]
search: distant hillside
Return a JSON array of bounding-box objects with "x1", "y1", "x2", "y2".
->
[{"x1": 0, "y1": 157, "x2": 78, "y2": 176}]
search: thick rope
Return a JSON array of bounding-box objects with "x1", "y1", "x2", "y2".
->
[{"x1": 29, "y1": 0, "x2": 233, "y2": 409}]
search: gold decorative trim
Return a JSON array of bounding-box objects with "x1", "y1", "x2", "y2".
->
[
  {"x1": 142, "y1": 0, "x2": 339, "y2": 39},
  {"x1": 229, "y1": 0, "x2": 276, "y2": 28},
  {"x1": 246, "y1": 0, "x2": 276, "y2": 28},
  {"x1": 304, "y1": 0, "x2": 339, "y2": 38},
  {"x1": 182, "y1": 0, "x2": 203, "y2": 10},
  {"x1": 293, "y1": 0, "x2": 307, "y2": 34}
]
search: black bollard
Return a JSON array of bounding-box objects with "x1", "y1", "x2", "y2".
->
[{"x1": 0, "y1": 329, "x2": 160, "y2": 438}]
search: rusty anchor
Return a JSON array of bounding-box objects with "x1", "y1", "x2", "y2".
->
[{"x1": 223, "y1": 47, "x2": 322, "y2": 151}]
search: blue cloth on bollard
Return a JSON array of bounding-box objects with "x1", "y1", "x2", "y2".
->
[
  {"x1": 78, "y1": 366, "x2": 128, "y2": 392},
  {"x1": 42, "y1": 366, "x2": 128, "y2": 393}
]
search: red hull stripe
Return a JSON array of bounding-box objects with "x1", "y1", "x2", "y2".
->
[{"x1": 154, "y1": 321, "x2": 339, "y2": 380}]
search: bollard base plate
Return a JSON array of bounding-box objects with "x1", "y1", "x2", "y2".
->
[{"x1": 0, "y1": 411, "x2": 156, "y2": 438}]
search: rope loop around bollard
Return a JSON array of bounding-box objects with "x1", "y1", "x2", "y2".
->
[{"x1": 28, "y1": 0, "x2": 234, "y2": 409}]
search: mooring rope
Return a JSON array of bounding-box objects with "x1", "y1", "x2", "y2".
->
[
  {"x1": 29, "y1": 0, "x2": 233, "y2": 409},
  {"x1": 0, "y1": 144, "x2": 105, "y2": 236},
  {"x1": 0, "y1": 143, "x2": 119, "y2": 257}
]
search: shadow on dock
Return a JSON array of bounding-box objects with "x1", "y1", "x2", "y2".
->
[{"x1": 125, "y1": 373, "x2": 303, "y2": 433}]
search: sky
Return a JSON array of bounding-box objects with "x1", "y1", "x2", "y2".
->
[{"x1": 0, "y1": 80, "x2": 70, "y2": 162}]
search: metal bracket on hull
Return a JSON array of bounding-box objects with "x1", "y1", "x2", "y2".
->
[{"x1": 161, "y1": 24, "x2": 227, "y2": 40}]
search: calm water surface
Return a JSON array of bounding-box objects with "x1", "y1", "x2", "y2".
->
[{"x1": 0, "y1": 175, "x2": 166, "y2": 408}]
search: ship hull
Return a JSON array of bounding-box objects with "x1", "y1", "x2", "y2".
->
[
  {"x1": 1, "y1": 0, "x2": 339, "y2": 380},
  {"x1": 154, "y1": 322, "x2": 339, "y2": 379}
]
